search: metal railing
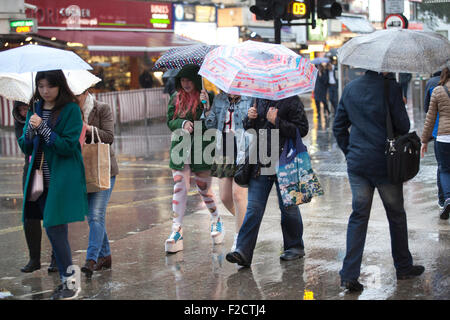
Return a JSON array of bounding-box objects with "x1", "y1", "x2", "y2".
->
[{"x1": 0, "y1": 87, "x2": 171, "y2": 128}]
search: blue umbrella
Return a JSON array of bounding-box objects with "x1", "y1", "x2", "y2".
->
[
  {"x1": 311, "y1": 57, "x2": 330, "y2": 65},
  {"x1": 0, "y1": 44, "x2": 92, "y2": 73}
]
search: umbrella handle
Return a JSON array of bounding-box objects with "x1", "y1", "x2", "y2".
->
[{"x1": 201, "y1": 77, "x2": 207, "y2": 105}]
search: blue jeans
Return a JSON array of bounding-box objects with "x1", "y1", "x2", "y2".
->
[
  {"x1": 235, "y1": 174, "x2": 304, "y2": 265},
  {"x1": 339, "y1": 172, "x2": 413, "y2": 281},
  {"x1": 435, "y1": 141, "x2": 450, "y2": 201},
  {"x1": 86, "y1": 176, "x2": 116, "y2": 262},
  {"x1": 45, "y1": 224, "x2": 73, "y2": 280},
  {"x1": 37, "y1": 189, "x2": 72, "y2": 280},
  {"x1": 434, "y1": 141, "x2": 444, "y2": 206}
]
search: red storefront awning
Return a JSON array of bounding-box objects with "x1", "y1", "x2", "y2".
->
[{"x1": 37, "y1": 29, "x2": 201, "y2": 56}]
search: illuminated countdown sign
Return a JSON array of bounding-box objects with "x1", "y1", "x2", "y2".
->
[
  {"x1": 10, "y1": 19, "x2": 37, "y2": 33},
  {"x1": 289, "y1": 0, "x2": 310, "y2": 20}
]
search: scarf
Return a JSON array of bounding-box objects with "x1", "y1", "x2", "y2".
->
[{"x1": 82, "y1": 93, "x2": 95, "y2": 121}]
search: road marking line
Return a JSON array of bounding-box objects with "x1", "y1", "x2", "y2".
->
[
  {"x1": 0, "y1": 191, "x2": 199, "y2": 235},
  {"x1": 108, "y1": 191, "x2": 197, "y2": 210},
  {"x1": 0, "y1": 225, "x2": 23, "y2": 236}
]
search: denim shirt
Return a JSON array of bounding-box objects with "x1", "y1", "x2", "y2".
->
[{"x1": 204, "y1": 93, "x2": 255, "y2": 164}]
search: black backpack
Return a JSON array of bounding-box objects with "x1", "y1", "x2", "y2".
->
[{"x1": 384, "y1": 79, "x2": 421, "y2": 184}]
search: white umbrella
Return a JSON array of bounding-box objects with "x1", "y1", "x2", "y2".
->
[
  {"x1": 0, "y1": 44, "x2": 92, "y2": 73},
  {"x1": 337, "y1": 29, "x2": 450, "y2": 74},
  {"x1": 0, "y1": 70, "x2": 101, "y2": 103}
]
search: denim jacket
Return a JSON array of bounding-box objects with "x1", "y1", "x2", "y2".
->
[{"x1": 204, "y1": 93, "x2": 255, "y2": 164}]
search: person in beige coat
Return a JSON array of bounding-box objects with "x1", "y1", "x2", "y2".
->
[
  {"x1": 76, "y1": 90, "x2": 119, "y2": 277},
  {"x1": 421, "y1": 67, "x2": 450, "y2": 220}
]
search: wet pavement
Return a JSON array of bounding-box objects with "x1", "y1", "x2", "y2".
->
[{"x1": 0, "y1": 95, "x2": 448, "y2": 300}]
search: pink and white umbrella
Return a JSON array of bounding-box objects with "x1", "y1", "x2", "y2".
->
[{"x1": 198, "y1": 41, "x2": 317, "y2": 100}]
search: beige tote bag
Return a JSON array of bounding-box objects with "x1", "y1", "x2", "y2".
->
[
  {"x1": 28, "y1": 153, "x2": 44, "y2": 201},
  {"x1": 82, "y1": 127, "x2": 111, "y2": 193}
]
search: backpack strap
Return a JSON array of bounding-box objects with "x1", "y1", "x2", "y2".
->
[
  {"x1": 442, "y1": 85, "x2": 450, "y2": 98},
  {"x1": 384, "y1": 78, "x2": 395, "y2": 140}
]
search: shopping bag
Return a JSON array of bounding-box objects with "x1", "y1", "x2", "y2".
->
[
  {"x1": 28, "y1": 153, "x2": 44, "y2": 201},
  {"x1": 82, "y1": 127, "x2": 111, "y2": 193},
  {"x1": 276, "y1": 129, "x2": 323, "y2": 207}
]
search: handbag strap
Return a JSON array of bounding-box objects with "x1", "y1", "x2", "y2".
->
[
  {"x1": 443, "y1": 85, "x2": 450, "y2": 98},
  {"x1": 384, "y1": 78, "x2": 395, "y2": 140},
  {"x1": 90, "y1": 126, "x2": 102, "y2": 144},
  {"x1": 39, "y1": 152, "x2": 44, "y2": 170}
]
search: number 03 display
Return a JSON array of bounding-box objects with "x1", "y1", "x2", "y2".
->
[{"x1": 290, "y1": 0, "x2": 309, "y2": 19}]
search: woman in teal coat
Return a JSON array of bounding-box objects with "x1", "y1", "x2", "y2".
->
[
  {"x1": 18, "y1": 70, "x2": 88, "y2": 300},
  {"x1": 165, "y1": 64, "x2": 223, "y2": 254}
]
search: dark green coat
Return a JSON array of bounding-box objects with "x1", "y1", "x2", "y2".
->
[
  {"x1": 18, "y1": 101, "x2": 88, "y2": 228},
  {"x1": 167, "y1": 92, "x2": 215, "y2": 172}
]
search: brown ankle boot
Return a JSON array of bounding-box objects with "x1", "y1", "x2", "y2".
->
[
  {"x1": 94, "y1": 255, "x2": 111, "y2": 271},
  {"x1": 81, "y1": 260, "x2": 96, "y2": 278}
]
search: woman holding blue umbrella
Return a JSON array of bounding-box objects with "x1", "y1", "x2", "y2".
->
[{"x1": 18, "y1": 70, "x2": 88, "y2": 300}]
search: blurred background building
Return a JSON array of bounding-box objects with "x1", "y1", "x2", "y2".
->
[{"x1": 1, "y1": 0, "x2": 448, "y2": 92}]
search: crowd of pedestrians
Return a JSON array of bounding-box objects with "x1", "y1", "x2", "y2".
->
[{"x1": 12, "y1": 59, "x2": 448, "y2": 300}]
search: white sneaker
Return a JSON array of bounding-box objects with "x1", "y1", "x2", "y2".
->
[
  {"x1": 165, "y1": 224, "x2": 183, "y2": 253},
  {"x1": 231, "y1": 233, "x2": 238, "y2": 252},
  {"x1": 210, "y1": 216, "x2": 224, "y2": 245}
]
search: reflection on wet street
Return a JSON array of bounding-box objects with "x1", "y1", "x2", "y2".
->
[{"x1": 0, "y1": 96, "x2": 448, "y2": 300}]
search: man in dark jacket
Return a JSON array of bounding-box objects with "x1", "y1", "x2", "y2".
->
[
  {"x1": 314, "y1": 64, "x2": 330, "y2": 119},
  {"x1": 226, "y1": 95, "x2": 309, "y2": 267},
  {"x1": 333, "y1": 70, "x2": 424, "y2": 292}
]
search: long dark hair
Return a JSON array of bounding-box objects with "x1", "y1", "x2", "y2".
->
[{"x1": 29, "y1": 70, "x2": 78, "y2": 125}]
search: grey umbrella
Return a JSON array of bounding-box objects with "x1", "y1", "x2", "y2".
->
[{"x1": 337, "y1": 29, "x2": 450, "y2": 74}]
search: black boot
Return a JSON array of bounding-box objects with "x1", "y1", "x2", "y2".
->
[
  {"x1": 21, "y1": 219, "x2": 42, "y2": 273},
  {"x1": 48, "y1": 252, "x2": 58, "y2": 273}
]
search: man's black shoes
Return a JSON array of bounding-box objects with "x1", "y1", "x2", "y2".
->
[
  {"x1": 280, "y1": 250, "x2": 305, "y2": 261},
  {"x1": 341, "y1": 280, "x2": 364, "y2": 292},
  {"x1": 397, "y1": 265, "x2": 425, "y2": 280},
  {"x1": 226, "y1": 251, "x2": 250, "y2": 268}
]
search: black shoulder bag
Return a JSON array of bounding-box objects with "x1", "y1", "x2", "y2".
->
[{"x1": 384, "y1": 79, "x2": 421, "y2": 184}]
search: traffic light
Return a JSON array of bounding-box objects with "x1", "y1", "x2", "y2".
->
[
  {"x1": 272, "y1": 0, "x2": 288, "y2": 19},
  {"x1": 250, "y1": 0, "x2": 312, "y2": 21},
  {"x1": 250, "y1": 0, "x2": 274, "y2": 21},
  {"x1": 316, "y1": 0, "x2": 342, "y2": 19}
]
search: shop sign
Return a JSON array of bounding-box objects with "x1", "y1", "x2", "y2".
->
[
  {"x1": 218, "y1": 8, "x2": 244, "y2": 27},
  {"x1": 173, "y1": 4, "x2": 216, "y2": 23},
  {"x1": 195, "y1": 6, "x2": 216, "y2": 23},
  {"x1": 9, "y1": 19, "x2": 38, "y2": 34},
  {"x1": 150, "y1": 3, "x2": 172, "y2": 29},
  {"x1": 25, "y1": 0, "x2": 173, "y2": 30},
  {"x1": 174, "y1": 4, "x2": 196, "y2": 21}
]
